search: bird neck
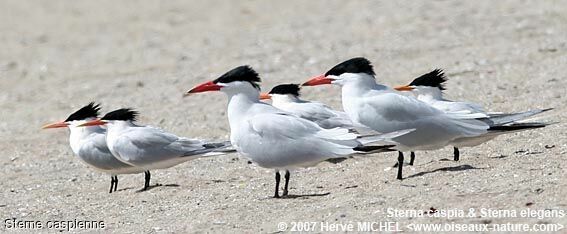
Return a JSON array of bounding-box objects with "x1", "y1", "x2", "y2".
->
[
  {"x1": 68, "y1": 125, "x2": 104, "y2": 154},
  {"x1": 340, "y1": 74, "x2": 386, "y2": 121},
  {"x1": 106, "y1": 121, "x2": 136, "y2": 135},
  {"x1": 271, "y1": 94, "x2": 301, "y2": 106},
  {"x1": 104, "y1": 121, "x2": 136, "y2": 152},
  {"x1": 226, "y1": 87, "x2": 260, "y2": 106},
  {"x1": 226, "y1": 88, "x2": 261, "y2": 127},
  {"x1": 341, "y1": 74, "x2": 382, "y2": 98},
  {"x1": 415, "y1": 87, "x2": 444, "y2": 101}
]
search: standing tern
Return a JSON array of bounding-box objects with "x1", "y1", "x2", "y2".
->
[
  {"x1": 303, "y1": 57, "x2": 548, "y2": 180},
  {"x1": 80, "y1": 108, "x2": 234, "y2": 190},
  {"x1": 42, "y1": 102, "x2": 145, "y2": 193},
  {"x1": 394, "y1": 69, "x2": 552, "y2": 161},
  {"x1": 394, "y1": 69, "x2": 486, "y2": 115},
  {"x1": 260, "y1": 83, "x2": 356, "y2": 129},
  {"x1": 185, "y1": 66, "x2": 411, "y2": 197}
]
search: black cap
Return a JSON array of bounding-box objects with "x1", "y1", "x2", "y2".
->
[
  {"x1": 409, "y1": 69, "x2": 447, "y2": 90},
  {"x1": 325, "y1": 57, "x2": 376, "y2": 77},
  {"x1": 213, "y1": 65, "x2": 261, "y2": 89},
  {"x1": 268, "y1": 84, "x2": 301, "y2": 96},
  {"x1": 101, "y1": 108, "x2": 139, "y2": 121},
  {"x1": 65, "y1": 102, "x2": 101, "y2": 122}
]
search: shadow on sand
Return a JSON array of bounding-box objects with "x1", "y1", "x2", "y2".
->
[
  {"x1": 405, "y1": 164, "x2": 484, "y2": 179},
  {"x1": 279, "y1": 192, "x2": 331, "y2": 199},
  {"x1": 134, "y1": 183, "x2": 180, "y2": 193}
]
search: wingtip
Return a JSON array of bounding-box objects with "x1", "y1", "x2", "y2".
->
[{"x1": 541, "y1": 108, "x2": 554, "y2": 112}]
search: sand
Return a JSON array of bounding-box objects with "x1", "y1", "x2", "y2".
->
[{"x1": 1, "y1": 0, "x2": 566, "y2": 233}]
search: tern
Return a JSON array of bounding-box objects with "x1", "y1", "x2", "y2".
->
[
  {"x1": 303, "y1": 57, "x2": 548, "y2": 179},
  {"x1": 80, "y1": 108, "x2": 234, "y2": 190},
  {"x1": 185, "y1": 65, "x2": 412, "y2": 197},
  {"x1": 394, "y1": 69, "x2": 552, "y2": 162},
  {"x1": 42, "y1": 102, "x2": 145, "y2": 193},
  {"x1": 259, "y1": 83, "x2": 356, "y2": 129}
]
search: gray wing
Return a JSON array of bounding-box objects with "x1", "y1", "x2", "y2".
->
[{"x1": 113, "y1": 126, "x2": 224, "y2": 163}]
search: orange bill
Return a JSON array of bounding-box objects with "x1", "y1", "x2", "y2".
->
[
  {"x1": 41, "y1": 121, "x2": 69, "y2": 129},
  {"x1": 185, "y1": 81, "x2": 222, "y2": 96},
  {"x1": 302, "y1": 74, "x2": 333, "y2": 86},
  {"x1": 394, "y1": 85, "x2": 414, "y2": 91},
  {"x1": 259, "y1": 93, "x2": 272, "y2": 100},
  {"x1": 78, "y1": 119, "x2": 106, "y2": 127}
]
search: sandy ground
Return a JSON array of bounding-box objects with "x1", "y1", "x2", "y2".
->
[{"x1": 1, "y1": 0, "x2": 566, "y2": 233}]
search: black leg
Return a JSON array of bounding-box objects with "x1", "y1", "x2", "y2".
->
[
  {"x1": 274, "y1": 171, "x2": 281, "y2": 198},
  {"x1": 453, "y1": 147, "x2": 460, "y2": 161},
  {"x1": 143, "y1": 171, "x2": 151, "y2": 190},
  {"x1": 109, "y1": 176, "x2": 115, "y2": 193},
  {"x1": 282, "y1": 170, "x2": 290, "y2": 196},
  {"x1": 113, "y1": 176, "x2": 118, "y2": 192},
  {"x1": 397, "y1": 151, "x2": 404, "y2": 180},
  {"x1": 409, "y1": 152, "x2": 416, "y2": 166}
]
